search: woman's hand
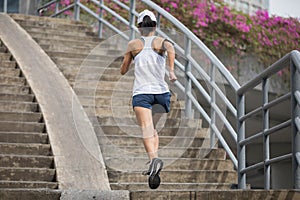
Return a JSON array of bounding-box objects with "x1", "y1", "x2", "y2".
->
[{"x1": 169, "y1": 70, "x2": 177, "y2": 82}]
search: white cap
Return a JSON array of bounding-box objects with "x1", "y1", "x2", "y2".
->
[{"x1": 137, "y1": 9, "x2": 157, "y2": 24}]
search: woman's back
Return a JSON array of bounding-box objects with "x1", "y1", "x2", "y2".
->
[{"x1": 133, "y1": 36, "x2": 169, "y2": 96}]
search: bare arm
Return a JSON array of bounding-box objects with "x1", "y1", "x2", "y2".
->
[
  {"x1": 120, "y1": 41, "x2": 134, "y2": 75},
  {"x1": 164, "y1": 40, "x2": 177, "y2": 82}
]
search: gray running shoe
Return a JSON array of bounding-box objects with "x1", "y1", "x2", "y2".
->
[{"x1": 142, "y1": 158, "x2": 163, "y2": 189}]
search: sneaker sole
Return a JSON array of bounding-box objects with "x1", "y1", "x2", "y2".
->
[
  {"x1": 148, "y1": 158, "x2": 163, "y2": 189},
  {"x1": 148, "y1": 173, "x2": 161, "y2": 189}
]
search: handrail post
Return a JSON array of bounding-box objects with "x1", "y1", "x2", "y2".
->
[
  {"x1": 3, "y1": 0, "x2": 7, "y2": 13},
  {"x1": 210, "y1": 63, "x2": 216, "y2": 148},
  {"x1": 74, "y1": 0, "x2": 80, "y2": 21},
  {"x1": 184, "y1": 36, "x2": 192, "y2": 118},
  {"x1": 291, "y1": 56, "x2": 300, "y2": 189},
  {"x1": 237, "y1": 94, "x2": 246, "y2": 189},
  {"x1": 98, "y1": 0, "x2": 104, "y2": 38},
  {"x1": 55, "y1": 0, "x2": 59, "y2": 14},
  {"x1": 129, "y1": 0, "x2": 136, "y2": 40},
  {"x1": 263, "y1": 78, "x2": 270, "y2": 189},
  {"x1": 156, "y1": 13, "x2": 161, "y2": 31}
]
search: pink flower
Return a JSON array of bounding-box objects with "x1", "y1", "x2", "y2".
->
[
  {"x1": 210, "y1": 3, "x2": 216, "y2": 12},
  {"x1": 213, "y1": 40, "x2": 219, "y2": 47},
  {"x1": 170, "y1": 2, "x2": 178, "y2": 9}
]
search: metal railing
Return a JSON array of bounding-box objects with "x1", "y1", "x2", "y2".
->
[
  {"x1": 1, "y1": 0, "x2": 8, "y2": 13},
  {"x1": 36, "y1": 0, "x2": 300, "y2": 189},
  {"x1": 237, "y1": 50, "x2": 300, "y2": 189}
]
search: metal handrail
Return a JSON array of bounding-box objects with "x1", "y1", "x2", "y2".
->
[
  {"x1": 2, "y1": 0, "x2": 7, "y2": 13},
  {"x1": 237, "y1": 50, "x2": 300, "y2": 189},
  {"x1": 36, "y1": 0, "x2": 300, "y2": 190}
]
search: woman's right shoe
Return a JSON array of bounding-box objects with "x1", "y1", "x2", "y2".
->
[{"x1": 143, "y1": 158, "x2": 164, "y2": 189}]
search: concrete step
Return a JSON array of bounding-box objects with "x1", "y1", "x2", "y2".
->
[
  {"x1": 0, "y1": 76, "x2": 25, "y2": 86},
  {"x1": 73, "y1": 87, "x2": 132, "y2": 97},
  {"x1": 104, "y1": 157, "x2": 233, "y2": 172},
  {"x1": 46, "y1": 51, "x2": 122, "y2": 61},
  {"x1": 42, "y1": 44, "x2": 123, "y2": 55},
  {"x1": 98, "y1": 135, "x2": 205, "y2": 147},
  {"x1": 0, "y1": 93, "x2": 34, "y2": 102},
  {"x1": 60, "y1": 67, "x2": 128, "y2": 82},
  {"x1": 57, "y1": 57, "x2": 122, "y2": 70},
  {"x1": 99, "y1": 126, "x2": 206, "y2": 138},
  {"x1": 10, "y1": 13, "x2": 86, "y2": 26},
  {"x1": 66, "y1": 72, "x2": 133, "y2": 83},
  {"x1": 0, "y1": 53, "x2": 12, "y2": 60},
  {"x1": 76, "y1": 67, "x2": 126, "y2": 76},
  {"x1": 0, "y1": 46, "x2": 7, "y2": 53},
  {"x1": 0, "y1": 61, "x2": 17, "y2": 68},
  {"x1": 0, "y1": 85, "x2": 30, "y2": 94},
  {"x1": 19, "y1": 26, "x2": 96, "y2": 38},
  {"x1": 57, "y1": 61, "x2": 122, "y2": 73},
  {"x1": 73, "y1": 80, "x2": 132, "y2": 91},
  {"x1": 111, "y1": 182, "x2": 234, "y2": 191},
  {"x1": 107, "y1": 170, "x2": 237, "y2": 183},
  {"x1": 130, "y1": 190, "x2": 300, "y2": 200},
  {"x1": 51, "y1": 56, "x2": 119, "y2": 67},
  {"x1": 0, "y1": 112, "x2": 42, "y2": 122},
  {"x1": 41, "y1": 44, "x2": 95, "y2": 55},
  {"x1": 0, "y1": 132, "x2": 48, "y2": 144},
  {"x1": 0, "y1": 143, "x2": 51, "y2": 156},
  {"x1": 0, "y1": 167, "x2": 56, "y2": 182},
  {"x1": 33, "y1": 37, "x2": 99, "y2": 49},
  {"x1": 78, "y1": 96, "x2": 182, "y2": 109},
  {"x1": 14, "y1": 18, "x2": 94, "y2": 33},
  {"x1": 97, "y1": 116, "x2": 199, "y2": 127},
  {"x1": 0, "y1": 181, "x2": 58, "y2": 189},
  {"x1": 27, "y1": 31, "x2": 100, "y2": 43},
  {"x1": 90, "y1": 107, "x2": 184, "y2": 118},
  {"x1": 100, "y1": 146, "x2": 226, "y2": 160},
  {"x1": 0, "y1": 121, "x2": 44, "y2": 133},
  {"x1": 0, "y1": 155, "x2": 54, "y2": 168},
  {"x1": 0, "y1": 101, "x2": 38, "y2": 112},
  {"x1": 0, "y1": 67, "x2": 20, "y2": 77},
  {"x1": 0, "y1": 188, "x2": 60, "y2": 200}
]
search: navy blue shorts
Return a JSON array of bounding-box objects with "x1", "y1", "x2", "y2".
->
[{"x1": 132, "y1": 92, "x2": 171, "y2": 113}]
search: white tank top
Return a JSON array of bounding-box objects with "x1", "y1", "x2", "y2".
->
[{"x1": 132, "y1": 36, "x2": 169, "y2": 96}]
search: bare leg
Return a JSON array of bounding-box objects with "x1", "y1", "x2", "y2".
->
[
  {"x1": 134, "y1": 106, "x2": 157, "y2": 160},
  {"x1": 152, "y1": 112, "x2": 166, "y2": 153}
]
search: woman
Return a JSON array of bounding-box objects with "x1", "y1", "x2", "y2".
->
[{"x1": 120, "y1": 9, "x2": 177, "y2": 189}]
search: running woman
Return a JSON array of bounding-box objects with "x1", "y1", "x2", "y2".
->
[{"x1": 120, "y1": 9, "x2": 177, "y2": 189}]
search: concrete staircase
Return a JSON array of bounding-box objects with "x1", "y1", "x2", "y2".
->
[
  {"x1": 0, "y1": 39, "x2": 60, "y2": 199},
  {"x1": 6, "y1": 14, "x2": 299, "y2": 199}
]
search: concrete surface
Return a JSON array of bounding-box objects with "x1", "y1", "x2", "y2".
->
[{"x1": 0, "y1": 13, "x2": 110, "y2": 190}]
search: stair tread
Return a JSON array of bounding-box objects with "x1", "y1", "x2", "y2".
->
[
  {"x1": 0, "y1": 84, "x2": 30, "y2": 94},
  {"x1": 110, "y1": 182, "x2": 235, "y2": 191},
  {"x1": 0, "y1": 111, "x2": 42, "y2": 122},
  {"x1": 0, "y1": 93, "x2": 34, "y2": 102},
  {"x1": 0, "y1": 142, "x2": 51, "y2": 155},
  {"x1": 0, "y1": 132, "x2": 48, "y2": 144},
  {"x1": 0, "y1": 154, "x2": 54, "y2": 168},
  {"x1": 0, "y1": 180, "x2": 58, "y2": 189},
  {"x1": 0, "y1": 188, "x2": 61, "y2": 200}
]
